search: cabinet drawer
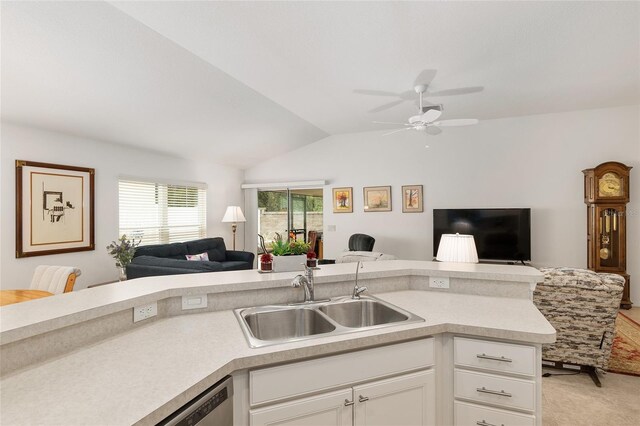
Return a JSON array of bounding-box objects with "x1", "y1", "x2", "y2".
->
[
  {"x1": 454, "y1": 337, "x2": 536, "y2": 376},
  {"x1": 454, "y1": 369, "x2": 535, "y2": 412},
  {"x1": 455, "y1": 401, "x2": 535, "y2": 426},
  {"x1": 251, "y1": 338, "x2": 434, "y2": 405}
]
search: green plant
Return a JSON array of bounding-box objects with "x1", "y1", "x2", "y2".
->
[
  {"x1": 106, "y1": 234, "x2": 140, "y2": 268},
  {"x1": 270, "y1": 234, "x2": 291, "y2": 256},
  {"x1": 289, "y1": 240, "x2": 311, "y2": 255}
]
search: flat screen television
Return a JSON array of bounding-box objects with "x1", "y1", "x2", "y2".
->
[{"x1": 433, "y1": 208, "x2": 531, "y2": 262}]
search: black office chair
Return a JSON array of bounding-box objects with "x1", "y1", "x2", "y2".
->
[{"x1": 348, "y1": 234, "x2": 375, "y2": 252}]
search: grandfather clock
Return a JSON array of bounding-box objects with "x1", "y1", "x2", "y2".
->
[{"x1": 583, "y1": 161, "x2": 632, "y2": 309}]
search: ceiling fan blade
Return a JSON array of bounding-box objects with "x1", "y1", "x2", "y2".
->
[
  {"x1": 413, "y1": 69, "x2": 437, "y2": 87},
  {"x1": 432, "y1": 119, "x2": 479, "y2": 127},
  {"x1": 425, "y1": 126, "x2": 442, "y2": 136},
  {"x1": 398, "y1": 89, "x2": 417, "y2": 100},
  {"x1": 369, "y1": 99, "x2": 405, "y2": 113},
  {"x1": 421, "y1": 109, "x2": 442, "y2": 123},
  {"x1": 427, "y1": 86, "x2": 484, "y2": 97},
  {"x1": 354, "y1": 89, "x2": 401, "y2": 97},
  {"x1": 372, "y1": 120, "x2": 412, "y2": 126},
  {"x1": 382, "y1": 127, "x2": 414, "y2": 136}
]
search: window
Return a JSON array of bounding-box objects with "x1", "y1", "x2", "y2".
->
[
  {"x1": 119, "y1": 178, "x2": 207, "y2": 246},
  {"x1": 257, "y1": 188, "x2": 323, "y2": 246}
]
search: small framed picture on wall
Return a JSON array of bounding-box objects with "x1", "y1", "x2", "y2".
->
[
  {"x1": 332, "y1": 187, "x2": 353, "y2": 213},
  {"x1": 402, "y1": 185, "x2": 423, "y2": 213},
  {"x1": 363, "y1": 186, "x2": 391, "y2": 212},
  {"x1": 15, "y1": 160, "x2": 95, "y2": 257}
]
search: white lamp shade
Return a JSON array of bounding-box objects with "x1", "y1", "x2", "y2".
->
[
  {"x1": 222, "y1": 206, "x2": 246, "y2": 223},
  {"x1": 436, "y1": 233, "x2": 479, "y2": 263}
]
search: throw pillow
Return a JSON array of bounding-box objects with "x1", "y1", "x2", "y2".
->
[{"x1": 186, "y1": 252, "x2": 209, "y2": 261}]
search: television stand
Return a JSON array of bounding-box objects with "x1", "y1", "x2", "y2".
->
[
  {"x1": 432, "y1": 259, "x2": 531, "y2": 266},
  {"x1": 477, "y1": 260, "x2": 530, "y2": 266}
]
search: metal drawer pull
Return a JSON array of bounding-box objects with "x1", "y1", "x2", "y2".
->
[
  {"x1": 344, "y1": 399, "x2": 354, "y2": 406},
  {"x1": 476, "y1": 353, "x2": 512, "y2": 363},
  {"x1": 476, "y1": 421, "x2": 504, "y2": 426},
  {"x1": 358, "y1": 395, "x2": 369, "y2": 402},
  {"x1": 476, "y1": 387, "x2": 512, "y2": 397}
]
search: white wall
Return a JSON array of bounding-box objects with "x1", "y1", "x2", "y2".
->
[
  {"x1": 0, "y1": 122, "x2": 245, "y2": 290},
  {"x1": 245, "y1": 105, "x2": 640, "y2": 303}
]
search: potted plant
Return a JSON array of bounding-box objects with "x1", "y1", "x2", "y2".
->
[
  {"x1": 106, "y1": 234, "x2": 140, "y2": 281},
  {"x1": 260, "y1": 252, "x2": 273, "y2": 272},
  {"x1": 270, "y1": 233, "x2": 310, "y2": 272},
  {"x1": 306, "y1": 251, "x2": 318, "y2": 268}
]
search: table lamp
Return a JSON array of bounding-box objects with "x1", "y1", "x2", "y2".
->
[
  {"x1": 436, "y1": 233, "x2": 479, "y2": 263},
  {"x1": 222, "y1": 206, "x2": 246, "y2": 250}
]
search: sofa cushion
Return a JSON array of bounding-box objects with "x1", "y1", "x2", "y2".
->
[
  {"x1": 186, "y1": 237, "x2": 227, "y2": 262},
  {"x1": 220, "y1": 261, "x2": 252, "y2": 271},
  {"x1": 126, "y1": 264, "x2": 210, "y2": 280},
  {"x1": 134, "y1": 242, "x2": 188, "y2": 260},
  {"x1": 132, "y1": 255, "x2": 223, "y2": 272},
  {"x1": 186, "y1": 252, "x2": 209, "y2": 261}
]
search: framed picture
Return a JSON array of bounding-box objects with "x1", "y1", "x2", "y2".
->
[
  {"x1": 16, "y1": 160, "x2": 95, "y2": 257},
  {"x1": 363, "y1": 186, "x2": 391, "y2": 212},
  {"x1": 332, "y1": 187, "x2": 353, "y2": 213},
  {"x1": 402, "y1": 185, "x2": 424, "y2": 213}
]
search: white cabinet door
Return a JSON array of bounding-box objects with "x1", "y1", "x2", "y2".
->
[
  {"x1": 250, "y1": 388, "x2": 353, "y2": 426},
  {"x1": 353, "y1": 370, "x2": 436, "y2": 426}
]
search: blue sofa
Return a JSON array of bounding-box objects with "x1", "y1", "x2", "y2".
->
[{"x1": 126, "y1": 237, "x2": 254, "y2": 279}]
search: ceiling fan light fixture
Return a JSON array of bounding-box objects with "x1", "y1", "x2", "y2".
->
[
  {"x1": 371, "y1": 78, "x2": 478, "y2": 136},
  {"x1": 421, "y1": 108, "x2": 442, "y2": 123},
  {"x1": 408, "y1": 115, "x2": 423, "y2": 124}
]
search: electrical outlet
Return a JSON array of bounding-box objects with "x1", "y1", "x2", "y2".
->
[
  {"x1": 429, "y1": 276, "x2": 450, "y2": 289},
  {"x1": 133, "y1": 302, "x2": 157, "y2": 322},
  {"x1": 182, "y1": 295, "x2": 208, "y2": 310}
]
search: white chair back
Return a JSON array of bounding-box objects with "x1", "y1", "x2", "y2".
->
[{"x1": 30, "y1": 265, "x2": 81, "y2": 294}]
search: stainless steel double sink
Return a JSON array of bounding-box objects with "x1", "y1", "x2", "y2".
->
[{"x1": 234, "y1": 296, "x2": 424, "y2": 348}]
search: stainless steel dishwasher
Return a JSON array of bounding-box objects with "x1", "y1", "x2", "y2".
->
[{"x1": 159, "y1": 376, "x2": 233, "y2": 426}]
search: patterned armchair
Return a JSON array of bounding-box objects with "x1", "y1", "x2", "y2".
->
[{"x1": 533, "y1": 267, "x2": 625, "y2": 385}]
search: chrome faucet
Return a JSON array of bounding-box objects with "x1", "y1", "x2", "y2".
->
[
  {"x1": 352, "y1": 261, "x2": 367, "y2": 299},
  {"x1": 292, "y1": 264, "x2": 316, "y2": 303}
]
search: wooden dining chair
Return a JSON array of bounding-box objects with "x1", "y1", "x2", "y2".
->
[
  {"x1": 308, "y1": 231, "x2": 318, "y2": 254},
  {"x1": 30, "y1": 265, "x2": 81, "y2": 294}
]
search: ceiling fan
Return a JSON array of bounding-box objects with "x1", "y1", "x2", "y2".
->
[
  {"x1": 373, "y1": 85, "x2": 479, "y2": 136},
  {"x1": 355, "y1": 69, "x2": 484, "y2": 113}
]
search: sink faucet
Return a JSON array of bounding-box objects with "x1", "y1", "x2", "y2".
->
[
  {"x1": 292, "y1": 264, "x2": 316, "y2": 303},
  {"x1": 352, "y1": 261, "x2": 367, "y2": 299}
]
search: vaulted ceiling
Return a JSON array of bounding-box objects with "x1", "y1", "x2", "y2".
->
[{"x1": 2, "y1": 1, "x2": 638, "y2": 169}]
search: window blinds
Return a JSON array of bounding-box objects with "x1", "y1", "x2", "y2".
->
[{"x1": 119, "y1": 179, "x2": 207, "y2": 246}]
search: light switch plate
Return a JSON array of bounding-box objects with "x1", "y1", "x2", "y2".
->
[
  {"x1": 327, "y1": 225, "x2": 337, "y2": 232},
  {"x1": 182, "y1": 295, "x2": 208, "y2": 310},
  {"x1": 429, "y1": 276, "x2": 450, "y2": 289}
]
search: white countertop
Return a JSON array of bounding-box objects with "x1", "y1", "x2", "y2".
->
[
  {"x1": 0, "y1": 261, "x2": 543, "y2": 343},
  {"x1": 0, "y1": 289, "x2": 554, "y2": 425}
]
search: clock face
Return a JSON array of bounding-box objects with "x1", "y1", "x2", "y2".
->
[{"x1": 598, "y1": 172, "x2": 623, "y2": 197}]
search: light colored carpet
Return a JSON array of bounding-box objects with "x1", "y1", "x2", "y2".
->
[{"x1": 542, "y1": 369, "x2": 640, "y2": 425}]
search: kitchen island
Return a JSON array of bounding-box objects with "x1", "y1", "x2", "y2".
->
[{"x1": 0, "y1": 261, "x2": 554, "y2": 425}]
